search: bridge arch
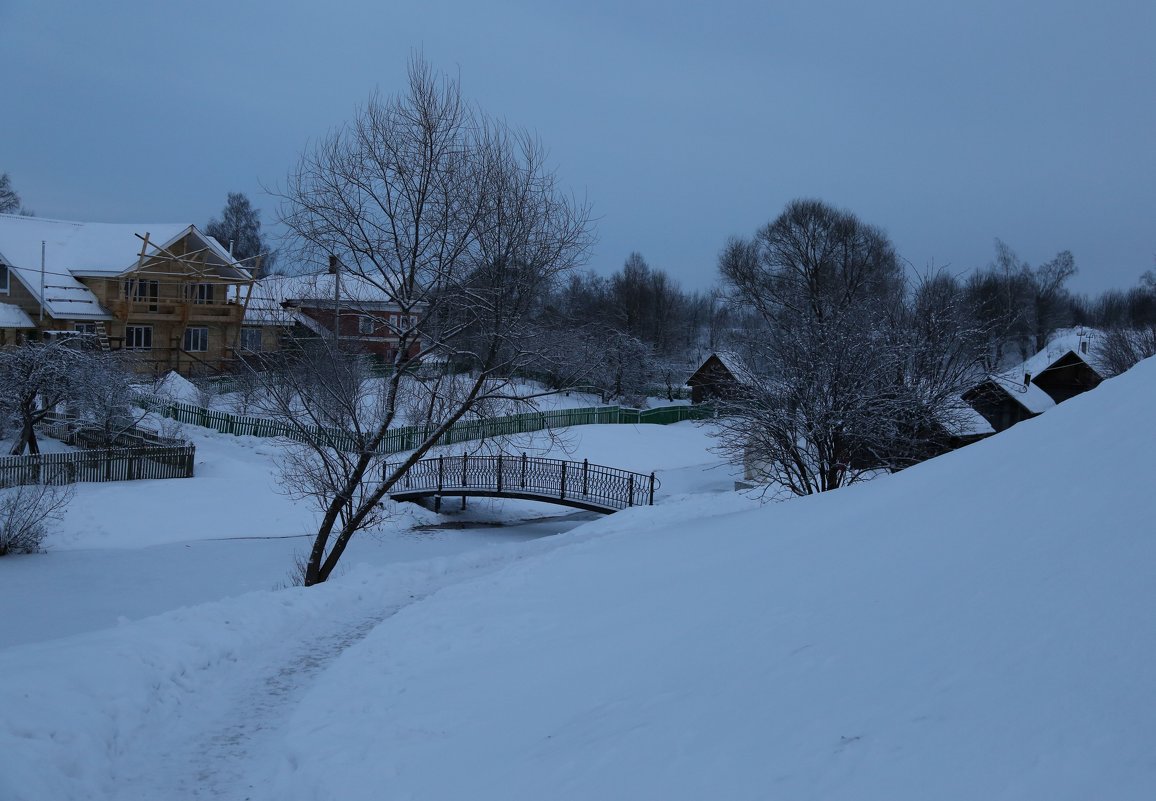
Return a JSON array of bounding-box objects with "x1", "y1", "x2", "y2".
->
[{"x1": 385, "y1": 454, "x2": 658, "y2": 514}]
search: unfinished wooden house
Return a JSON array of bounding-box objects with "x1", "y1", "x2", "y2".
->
[{"x1": 0, "y1": 213, "x2": 255, "y2": 375}]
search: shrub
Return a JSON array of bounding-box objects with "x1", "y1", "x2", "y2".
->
[{"x1": 0, "y1": 482, "x2": 73, "y2": 555}]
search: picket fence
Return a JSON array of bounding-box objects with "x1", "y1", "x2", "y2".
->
[
  {"x1": 133, "y1": 392, "x2": 710, "y2": 455},
  {"x1": 0, "y1": 446, "x2": 196, "y2": 487}
]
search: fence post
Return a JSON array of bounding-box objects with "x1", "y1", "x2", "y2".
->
[
  {"x1": 649, "y1": 472, "x2": 656, "y2": 505},
  {"x1": 628, "y1": 473, "x2": 635, "y2": 507},
  {"x1": 496, "y1": 455, "x2": 503, "y2": 493},
  {"x1": 437, "y1": 455, "x2": 445, "y2": 493},
  {"x1": 582, "y1": 459, "x2": 588, "y2": 496},
  {"x1": 521, "y1": 452, "x2": 527, "y2": 489},
  {"x1": 560, "y1": 460, "x2": 567, "y2": 500},
  {"x1": 461, "y1": 453, "x2": 468, "y2": 487}
]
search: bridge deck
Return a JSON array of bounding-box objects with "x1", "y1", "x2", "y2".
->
[{"x1": 385, "y1": 454, "x2": 658, "y2": 514}]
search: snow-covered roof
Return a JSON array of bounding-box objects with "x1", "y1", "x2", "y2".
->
[
  {"x1": 987, "y1": 373, "x2": 1057, "y2": 414},
  {"x1": 938, "y1": 401, "x2": 996, "y2": 438},
  {"x1": 689, "y1": 350, "x2": 757, "y2": 385},
  {"x1": 1016, "y1": 329, "x2": 1105, "y2": 383},
  {"x1": 0, "y1": 302, "x2": 35, "y2": 329},
  {"x1": 0, "y1": 214, "x2": 249, "y2": 321},
  {"x1": 981, "y1": 329, "x2": 1105, "y2": 414},
  {"x1": 255, "y1": 272, "x2": 399, "y2": 306}
]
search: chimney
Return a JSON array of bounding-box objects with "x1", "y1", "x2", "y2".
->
[{"x1": 1023, "y1": 371, "x2": 1032, "y2": 387}]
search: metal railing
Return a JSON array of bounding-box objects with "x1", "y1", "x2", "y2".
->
[{"x1": 385, "y1": 453, "x2": 658, "y2": 512}]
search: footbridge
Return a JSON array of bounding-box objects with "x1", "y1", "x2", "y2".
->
[{"x1": 386, "y1": 454, "x2": 658, "y2": 514}]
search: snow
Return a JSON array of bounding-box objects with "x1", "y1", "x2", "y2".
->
[
  {"x1": 3, "y1": 356, "x2": 1156, "y2": 799},
  {"x1": 0, "y1": 301, "x2": 35, "y2": 328},
  {"x1": 988, "y1": 371, "x2": 1058, "y2": 414},
  {"x1": 252, "y1": 271, "x2": 398, "y2": 307},
  {"x1": 0, "y1": 214, "x2": 247, "y2": 319},
  {"x1": 264, "y1": 360, "x2": 1156, "y2": 800},
  {"x1": 151, "y1": 370, "x2": 202, "y2": 404}
]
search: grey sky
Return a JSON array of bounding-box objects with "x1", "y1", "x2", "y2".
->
[{"x1": 3, "y1": 0, "x2": 1153, "y2": 294}]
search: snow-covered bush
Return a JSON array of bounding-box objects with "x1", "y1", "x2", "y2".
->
[{"x1": 0, "y1": 482, "x2": 73, "y2": 555}]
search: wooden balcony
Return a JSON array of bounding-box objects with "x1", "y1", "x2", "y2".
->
[{"x1": 107, "y1": 299, "x2": 245, "y2": 323}]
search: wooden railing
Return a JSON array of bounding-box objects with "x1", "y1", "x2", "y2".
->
[{"x1": 384, "y1": 454, "x2": 658, "y2": 513}]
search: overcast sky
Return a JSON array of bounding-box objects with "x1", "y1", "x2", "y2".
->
[{"x1": 3, "y1": 0, "x2": 1153, "y2": 294}]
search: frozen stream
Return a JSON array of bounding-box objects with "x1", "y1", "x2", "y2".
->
[{"x1": 0, "y1": 504, "x2": 599, "y2": 649}]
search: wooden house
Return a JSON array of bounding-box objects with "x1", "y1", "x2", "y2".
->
[
  {"x1": 0, "y1": 213, "x2": 255, "y2": 375},
  {"x1": 1030, "y1": 349, "x2": 1103, "y2": 403},
  {"x1": 245, "y1": 272, "x2": 423, "y2": 362},
  {"x1": 687, "y1": 352, "x2": 747, "y2": 404},
  {"x1": 962, "y1": 332, "x2": 1105, "y2": 433}
]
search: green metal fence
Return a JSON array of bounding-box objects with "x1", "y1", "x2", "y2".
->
[{"x1": 133, "y1": 391, "x2": 712, "y2": 456}]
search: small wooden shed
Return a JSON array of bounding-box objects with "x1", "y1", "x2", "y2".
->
[{"x1": 686, "y1": 352, "x2": 745, "y2": 405}]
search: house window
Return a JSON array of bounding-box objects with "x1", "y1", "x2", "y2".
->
[
  {"x1": 0, "y1": 264, "x2": 9, "y2": 294},
  {"x1": 124, "y1": 279, "x2": 159, "y2": 311},
  {"x1": 358, "y1": 315, "x2": 375, "y2": 335},
  {"x1": 187, "y1": 283, "x2": 215, "y2": 304},
  {"x1": 240, "y1": 326, "x2": 262, "y2": 352},
  {"x1": 183, "y1": 327, "x2": 208, "y2": 352},
  {"x1": 74, "y1": 322, "x2": 97, "y2": 335},
  {"x1": 125, "y1": 325, "x2": 153, "y2": 350}
]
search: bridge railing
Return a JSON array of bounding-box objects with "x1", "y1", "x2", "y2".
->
[{"x1": 385, "y1": 453, "x2": 659, "y2": 511}]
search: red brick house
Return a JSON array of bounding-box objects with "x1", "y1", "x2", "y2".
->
[{"x1": 245, "y1": 272, "x2": 423, "y2": 361}]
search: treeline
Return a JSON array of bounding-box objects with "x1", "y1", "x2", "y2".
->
[
  {"x1": 530, "y1": 226, "x2": 1155, "y2": 405},
  {"x1": 533, "y1": 253, "x2": 730, "y2": 402}
]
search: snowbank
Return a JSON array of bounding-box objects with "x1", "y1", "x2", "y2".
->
[
  {"x1": 152, "y1": 370, "x2": 201, "y2": 404},
  {"x1": 265, "y1": 359, "x2": 1156, "y2": 799}
]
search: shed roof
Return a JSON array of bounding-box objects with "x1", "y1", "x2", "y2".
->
[
  {"x1": 0, "y1": 302, "x2": 36, "y2": 329},
  {"x1": 938, "y1": 401, "x2": 997, "y2": 438}
]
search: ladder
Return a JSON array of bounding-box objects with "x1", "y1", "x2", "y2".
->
[{"x1": 93, "y1": 321, "x2": 112, "y2": 352}]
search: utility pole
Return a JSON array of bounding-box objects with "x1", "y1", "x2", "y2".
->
[
  {"x1": 329, "y1": 254, "x2": 341, "y2": 346},
  {"x1": 39, "y1": 241, "x2": 45, "y2": 323}
]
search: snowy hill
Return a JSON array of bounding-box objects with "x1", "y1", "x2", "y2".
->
[
  {"x1": 2, "y1": 359, "x2": 1155, "y2": 799},
  {"x1": 268, "y1": 359, "x2": 1156, "y2": 799}
]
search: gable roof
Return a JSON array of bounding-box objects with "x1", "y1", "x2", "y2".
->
[
  {"x1": 688, "y1": 351, "x2": 757, "y2": 386},
  {"x1": 963, "y1": 329, "x2": 1105, "y2": 418},
  {"x1": 0, "y1": 214, "x2": 249, "y2": 321},
  {"x1": 1015, "y1": 329, "x2": 1106, "y2": 384},
  {"x1": 254, "y1": 272, "x2": 399, "y2": 306}
]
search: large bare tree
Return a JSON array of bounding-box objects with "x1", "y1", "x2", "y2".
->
[
  {"x1": 271, "y1": 57, "x2": 591, "y2": 586},
  {"x1": 713, "y1": 200, "x2": 986, "y2": 496}
]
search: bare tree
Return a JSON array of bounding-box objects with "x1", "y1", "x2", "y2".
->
[
  {"x1": 71, "y1": 351, "x2": 145, "y2": 444},
  {"x1": 714, "y1": 200, "x2": 982, "y2": 496},
  {"x1": 0, "y1": 342, "x2": 144, "y2": 454},
  {"x1": 270, "y1": 56, "x2": 591, "y2": 585},
  {"x1": 0, "y1": 342, "x2": 86, "y2": 455}
]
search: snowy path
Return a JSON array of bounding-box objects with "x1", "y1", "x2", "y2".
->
[
  {"x1": 111, "y1": 593, "x2": 390, "y2": 800},
  {"x1": 97, "y1": 523, "x2": 598, "y2": 801}
]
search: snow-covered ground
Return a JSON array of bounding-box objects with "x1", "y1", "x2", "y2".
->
[
  {"x1": 3, "y1": 358, "x2": 1155, "y2": 799},
  {"x1": 0, "y1": 419, "x2": 729, "y2": 649}
]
